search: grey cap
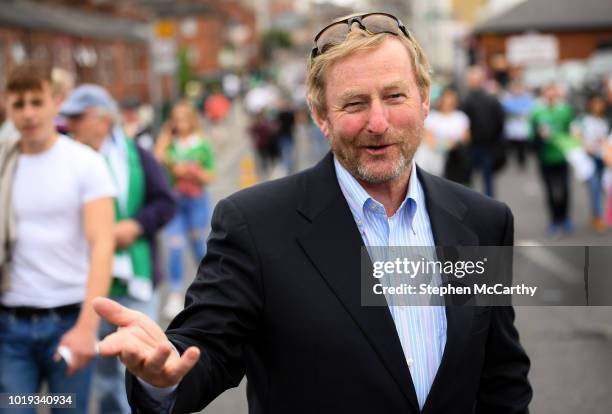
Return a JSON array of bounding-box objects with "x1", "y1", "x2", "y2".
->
[{"x1": 60, "y1": 84, "x2": 118, "y2": 116}]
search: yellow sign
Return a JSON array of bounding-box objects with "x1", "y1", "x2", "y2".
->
[{"x1": 156, "y1": 21, "x2": 175, "y2": 38}]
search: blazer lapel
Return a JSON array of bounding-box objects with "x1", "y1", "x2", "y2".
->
[
  {"x1": 417, "y1": 166, "x2": 478, "y2": 247},
  {"x1": 296, "y1": 154, "x2": 420, "y2": 412},
  {"x1": 417, "y1": 167, "x2": 480, "y2": 413}
]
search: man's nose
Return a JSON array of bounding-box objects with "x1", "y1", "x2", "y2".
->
[
  {"x1": 366, "y1": 99, "x2": 389, "y2": 135},
  {"x1": 22, "y1": 103, "x2": 36, "y2": 118}
]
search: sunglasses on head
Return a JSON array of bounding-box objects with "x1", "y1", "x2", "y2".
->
[{"x1": 311, "y1": 12, "x2": 412, "y2": 59}]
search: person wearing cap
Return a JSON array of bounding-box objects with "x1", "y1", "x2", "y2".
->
[
  {"x1": 0, "y1": 63, "x2": 115, "y2": 413},
  {"x1": 93, "y1": 13, "x2": 531, "y2": 413},
  {"x1": 120, "y1": 97, "x2": 155, "y2": 151},
  {"x1": 61, "y1": 84, "x2": 176, "y2": 414}
]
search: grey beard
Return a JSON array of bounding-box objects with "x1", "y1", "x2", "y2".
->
[{"x1": 354, "y1": 153, "x2": 409, "y2": 184}]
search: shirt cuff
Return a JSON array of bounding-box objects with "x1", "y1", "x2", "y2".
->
[{"x1": 137, "y1": 377, "x2": 178, "y2": 400}]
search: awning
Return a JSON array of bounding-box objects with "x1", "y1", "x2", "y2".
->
[{"x1": 0, "y1": 0, "x2": 149, "y2": 41}]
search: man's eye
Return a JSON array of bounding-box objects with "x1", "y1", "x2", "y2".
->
[
  {"x1": 344, "y1": 102, "x2": 364, "y2": 110},
  {"x1": 387, "y1": 93, "x2": 405, "y2": 100},
  {"x1": 31, "y1": 99, "x2": 43, "y2": 107},
  {"x1": 12, "y1": 101, "x2": 24, "y2": 109}
]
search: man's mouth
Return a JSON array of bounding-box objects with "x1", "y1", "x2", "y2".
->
[
  {"x1": 363, "y1": 143, "x2": 394, "y2": 155},
  {"x1": 22, "y1": 124, "x2": 38, "y2": 132}
]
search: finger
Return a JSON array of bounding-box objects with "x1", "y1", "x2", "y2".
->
[
  {"x1": 121, "y1": 340, "x2": 148, "y2": 372},
  {"x1": 144, "y1": 342, "x2": 172, "y2": 373},
  {"x1": 93, "y1": 297, "x2": 141, "y2": 327},
  {"x1": 114, "y1": 318, "x2": 167, "y2": 347},
  {"x1": 119, "y1": 325, "x2": 159, "y2": 348},
  {"x1": 166, "y1": 346, "x2": 200, "y2": 382},
  {"x1": 99, "y1": 324, "x2": 163, "y2": 361},
  {"x1": 98, "y1": 330, "x2": 145, "y2": 357},
  {"x1": 130, "y1": 315, "x2": 169, "y2": 345}
]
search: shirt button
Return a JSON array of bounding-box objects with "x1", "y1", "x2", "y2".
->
[{"x1": 407, "y1": 357, "x2": 414, "y2": 368}]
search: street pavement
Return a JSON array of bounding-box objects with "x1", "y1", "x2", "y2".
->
[
  {"x1": 496, "y1": 156, "x2": 612, "y2": 414},
  {"x1": 157, "y1": 111, "x2": 612, "y2": 414}
]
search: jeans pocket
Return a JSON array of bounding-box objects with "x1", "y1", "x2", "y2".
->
[{"x1": 0, "y1": 311, "x2": 14, "y2": 336}]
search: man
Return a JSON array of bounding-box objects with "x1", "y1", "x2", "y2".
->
[
  {"x1": 94, "y1": 13, "x2": 532, "y2": 413},
  {"x1": 120, "y1": 97, "x2": 155, "y2": 151},
  {"x1": 501, "y1": 80, "x2": 534, "y2": 170},
  {"x1": 461, "y1": 66, "x2": 505, "y2": 197},
  {"x1": 529, "y1": 83, "x2": 575, "y2": 235},
  {"x1": 0, "y1": 67, "x2": 74, "y2": 141},
  {"x1": 0, "y1": 62, "x2": 115, "y2": 413},
  {"x1": 61, "y1": 84, "x2": 176, "y2": 414}
]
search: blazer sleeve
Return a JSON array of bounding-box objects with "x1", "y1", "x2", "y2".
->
[
  {"x1": 476, "y1": 206, "x2": 533, "y2": 413},
  {"x1": 128, "y1": 196, "x2": 264, "y2": 414},
  {"x1": 133, "y1": 145, "x2": 177, "y2": 239}
]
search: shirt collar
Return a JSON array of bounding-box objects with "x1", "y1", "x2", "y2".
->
[
  {"x1": 100, "y1": 125, "x2": 126, "y2": 156},
  {"x1": 334, "y1": 155, "x2": 419, "y2": 224}
]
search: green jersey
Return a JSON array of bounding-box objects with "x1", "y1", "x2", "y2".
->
[
  {"x1": 165, "y1": 134, "x2": 215, "y2": 195},
  {"x1": 167, "y1": 134, "x2": 215, "y2": 171},
  {"x1": 529, "y1": 103, "x2": 574, "y2": 165}
]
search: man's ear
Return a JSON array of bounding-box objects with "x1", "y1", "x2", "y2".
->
[
  {"x1": 422, "y1": 86, "x2": 431, "y2": 118},
  {"x1": 311, "y1": 107, "x2": 330, "y2": 139},
  {"x1": 103, "y1": 115, "x2": 114, "y2": 133}
]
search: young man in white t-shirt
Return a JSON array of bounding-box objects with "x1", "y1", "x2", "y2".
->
[{"x1": 0, "y1": 62, "x2": 116, "y2": 413}]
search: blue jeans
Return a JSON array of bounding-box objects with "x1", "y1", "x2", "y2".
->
[
  {"x1": 588, "y1": 156, "x2": 605, "y2": 218},
  {"x1": 0, "y1": 307, "x2": 93, "y2": 414},
  {"x1": 166, "y1": 191, "x2": 210, "y2": 292},
  {"x1": 94, "y1": 293, "x2": 159, "y2": 414},
  {"x1": 470, "y1": 146, "x2": 495, "y2": 197},
  {"x1": 278, "y1": 134, "x2": 295, "y2": 174}
]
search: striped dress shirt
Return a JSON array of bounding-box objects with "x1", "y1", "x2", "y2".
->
[{"x1": 334, "y1": 156, "x2": 447, "y2": 410}]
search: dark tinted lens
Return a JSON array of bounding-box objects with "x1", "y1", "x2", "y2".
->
[
  {"x1": 361, "y1": 14, "x2": 401, "y2": 35},
  {"x1": 315, "y1": 22, "x2": 350, "y2": 52}
]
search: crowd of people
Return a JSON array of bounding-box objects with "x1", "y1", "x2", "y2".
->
[
  {"x1": 0, "y1": 58, "x2": 329, "y2": 412},
  {"x1": 417, "y1": 66, "x2": 612, "y2": 236},
  {"x1": 0, "y1": 62, "x2": 216, "y2": 413}
]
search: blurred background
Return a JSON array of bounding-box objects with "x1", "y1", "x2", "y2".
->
[{"x1": 1, "y1": 0, "x2": 611, "y2": 413}]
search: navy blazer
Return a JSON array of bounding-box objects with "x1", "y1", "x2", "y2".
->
[
  {"x1": 133, "y1": 145, "x2": 176, "y2": 286},
  {"x1": 129, "y1": 152, "x2": 531, "y2": 414}
]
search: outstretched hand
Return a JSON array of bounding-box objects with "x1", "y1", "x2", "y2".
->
[{"x1": 93, "y1": 297, "x2": 200, "y2": 388}]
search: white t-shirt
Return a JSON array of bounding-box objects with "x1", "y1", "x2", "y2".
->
[
  {"x1": 424, "y1": 110, "x2": 470, "y2": 149},
  {"x1": 2, "y1": 135, "x2": 116, "y2": 308},
  {"x1": 572, "y1": 115, "x2": 610, "y2": 158}
]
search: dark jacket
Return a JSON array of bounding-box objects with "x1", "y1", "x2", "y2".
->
[
  {"x1": 462, "y1": 89, "x2": 505, "y2": 147},
  {"x1": 133, "y1": 145, "x2": 176, "y2": 287},
  {"x1": 129, "y1": 153, "x2": 531, "y2": 414}
]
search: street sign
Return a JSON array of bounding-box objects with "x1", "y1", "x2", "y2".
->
[
  {"x1": 506, "y1": 34, "x2": 559, "y2": 66},
  {"x1": 156, "y1": 20, "x2": 175, "y2": 38},
  {"x1": 152, "y1": 39, "x2": 177, "y2": 74}
]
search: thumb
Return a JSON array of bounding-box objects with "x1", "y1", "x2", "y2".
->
[{"x1": 93, "y1": 297, "x2": 140, "y2": 327}]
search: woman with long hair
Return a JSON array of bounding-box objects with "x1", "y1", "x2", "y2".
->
[
  {"x1": 155, "y1": 100, "x2": 215, "y2": 318},
  {"x1": 424, "y1": 87, "x2": 471, "y2": 184},
  {"x1": 574, "y1": 94, "x2": 610, "y2": 233}
]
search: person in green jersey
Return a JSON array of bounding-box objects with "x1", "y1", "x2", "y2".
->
[
  {"x1": 155, "y1": 101, "x2": 215, "y2": 318},
  {"x1": 529, "y1": 83, "x2": 575, "y2": 235}
]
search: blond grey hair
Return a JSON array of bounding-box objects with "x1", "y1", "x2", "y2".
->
[{"x1": 306, "y1": 25, "x2": 431, "y2": 119}]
